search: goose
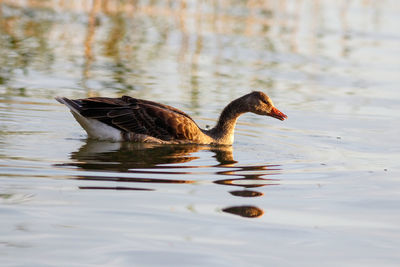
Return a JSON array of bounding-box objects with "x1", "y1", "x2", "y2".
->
[{"x1": 55, "y1": 91, "x2": 287, "y2": 145}]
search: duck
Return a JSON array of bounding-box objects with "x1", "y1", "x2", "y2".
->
[{"x1": 55, "y1": 91, "x2": 287, "y2": 145}]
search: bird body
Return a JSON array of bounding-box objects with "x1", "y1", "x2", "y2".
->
[{"x1": 56, "y1": 91, "x2": 287, "y2": 145}]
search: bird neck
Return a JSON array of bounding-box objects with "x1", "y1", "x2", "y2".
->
[{"x1": 206, "y1": 97, "x2": 248, "y2": 144}]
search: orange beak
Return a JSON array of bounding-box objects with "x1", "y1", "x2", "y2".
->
[{"x1": 269, "y1": 107, "x2": 287, "y2": 121}]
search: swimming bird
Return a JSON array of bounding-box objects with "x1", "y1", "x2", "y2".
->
[{"x1": 56, "y1": 91, "x2": 287, "y2": 145}]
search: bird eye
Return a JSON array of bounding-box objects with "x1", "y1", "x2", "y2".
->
[{"x1": 261, "y1": 99, "x2": 270, "y2": 105}]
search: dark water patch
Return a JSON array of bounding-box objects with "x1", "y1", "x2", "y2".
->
[
  {"x1": 229, "y1": 190, "x2": 264, "y2": 197},
  {"x1": 75, "y1": 175, "x2": 193, "y2": 185},
  {"x1": 222, "y1": 206, "x2": 265, "y2": 218},
  {"x1": 79, "y1": 186, "x2": 154, "y2": 191}
]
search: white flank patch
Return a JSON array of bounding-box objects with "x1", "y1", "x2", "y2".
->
[{"x1": 71, "y1": 112, "x2": 123, "y2": 141}]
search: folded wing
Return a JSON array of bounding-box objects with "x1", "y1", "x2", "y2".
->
[{"x1": 58, "y1": 96, "x2": 200, "y2": 141}]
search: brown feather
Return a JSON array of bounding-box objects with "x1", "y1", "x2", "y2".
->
[{"x1": 68, "y1": 95, "x2": 201, "y2": 142}]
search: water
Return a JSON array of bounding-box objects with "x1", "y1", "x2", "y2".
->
[{"x1": 1, "y1": 0, "x2": 400, "y2": 266}]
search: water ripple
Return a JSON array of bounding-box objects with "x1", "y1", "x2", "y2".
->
[{"x1": 55, "y1": 140, "x2": 285, "y2": 218}]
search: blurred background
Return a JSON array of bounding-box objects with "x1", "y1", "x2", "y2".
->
[
  {"x1": 1, "y1": 0, "x2": 398, "y2": 113},
  {"x1": 1, "y1": 1, "x2": 400, "y2": 266}
]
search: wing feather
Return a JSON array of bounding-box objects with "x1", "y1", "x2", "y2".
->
[{"x1": 66, "y1": 95, "x2": 200, "y2": 141}]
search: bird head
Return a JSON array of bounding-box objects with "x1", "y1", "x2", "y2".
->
[{"x1": 245, "y1": 91, "x2": 287, "y2": 120}]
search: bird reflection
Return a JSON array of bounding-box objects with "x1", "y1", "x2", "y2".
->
[
  {"x1": 79, "y1": 186, "x2": 154, "y2": 191},
  {"x1": 222, "y1": 206, "x2": 264, "y2": 218},
  {"x1": 215, "y1": 164, "x2": 280, "y2": 218},
  {"x1": 64, "y1": 140, "x2": 235, "y2": 171},
  {"x1": 215, "y1": 165, "x2": 280, "y2": 199},
  {"x1": 229, "y1": 190, "x2": 263, "y2": 197},
  {"x1": 60, "y1": 140, "x2": 282, "y2": 218}
]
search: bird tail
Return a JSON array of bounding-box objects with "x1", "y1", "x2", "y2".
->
[
  {"x1": 55, "y1": 96, "x2": 82, "y2": 115},
  {"x1": 55, "y1": 96, "x2": 123, "y2": 141}
]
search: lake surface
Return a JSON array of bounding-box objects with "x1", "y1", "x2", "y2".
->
[{"x1": 1, "y1": 0, "x2": 400, "y2": 266}]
